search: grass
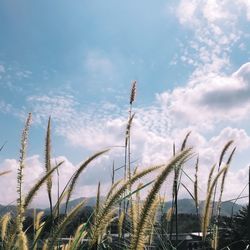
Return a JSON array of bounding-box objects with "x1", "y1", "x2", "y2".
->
[{"x1": 0, "y1": 82, "x2": 248, "y2": 250}]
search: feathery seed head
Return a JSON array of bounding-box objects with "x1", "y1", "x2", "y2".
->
[{"x1": 130, "y1": 80, "x2": 137, "y2": 105}]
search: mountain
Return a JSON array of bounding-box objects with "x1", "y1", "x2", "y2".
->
[
  {"x1": 44, "y1": 197, "x2": 244, "y2": 216},
  {"x1": 161, "y1": 198, "x2": 243, "y2": 216},
  {"x1": 0, "y1": 204, "x2": 43, "y2": 217},
  {"x1": 0, "y1": 198, "x2": 243, "y2": 217},
  {"x1": 45, "y1": 196, "x2": 105, "y2": 214}
]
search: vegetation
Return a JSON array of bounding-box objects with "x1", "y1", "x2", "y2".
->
[{"x1": 0, "y1": 82, "x2": 249, "y2": 249}]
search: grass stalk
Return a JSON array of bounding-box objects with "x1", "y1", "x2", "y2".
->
[{"x1": 130, "y1": 148, "x2": 192, "y2": 250}]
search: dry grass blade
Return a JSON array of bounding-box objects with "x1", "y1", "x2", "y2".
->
[
  {"x1": 212, "y1": 141, "x2": 234, "y2": 218},
  {"x1": 17, "y1": 231, "x2": 28, "y2": 250},
  {"x1": 147, "y1": 197, "x2": 161, "y2": 246},
  {"x1": 166, "y1": 207, "x2": 174, "y2": 222},
  {"x1": 202, "y1": 166, "x2": 228, "y2": 241},
  {"x1": 207, "y1": 164, "x2": 216, "y2": 194},
  {"x1": 213, "y1": 148, "x2": 235, "y2": 250},
  {"x1": 130, "y1": 80, "x2": 137, "y2": 105},
  {"x1": 181, "y1": 131, "x2": 191, "y2": 151},
  {"x1": 17, "y1": 113, "x2": 32, "y2": 237},
  {"x1": 218, "y1": 140, "x2": 234, "y2": 167},
  {"x1": 23, "y1": 161, "x2": 64, "y2": 210},
  {"x1": 0, "y1": 170, "x2": 11, "y2": 176},
  {"x1": 226, "y1": 147, "x2": 236, "y2": 165},
  {"x1": 106, "y1": 179, "x2": 122, "y2": 200},
  {"x1": 125, "y1": 113, "x2": 135, "y2": 148},
  {"x1": 130, "y1": 183, "x2": 143, "y2": 235},
  {"x1": 66, "y1": 224, "x2": 87, "y2": 249},
  {"x1": 65, "y1": 149, "x2": 109, "y2": 213},
  {"x1": 173, "y1": 142, "x2": 176, "y2": 156},
  {"x1": 119, "y1": 180, "x2": 154, "y2": 203},
  {"x1": 130, "y1": 148, "x2": 192, "y2": 250},
  {"x1": 181, "y1": 183, "x2": 195, "y2": 201},
  {"x1": 33, "y1": 211, "x2": 45, "y2": 250},
  {"x1": 194, "y1": 157, "x2": 199, "y2": 213},
  {"x1": 217, "y1": 165, "x2": 229, "y2": 216},
  {"x1": 47, "y1": 200, "x2": 85, "y2": 249},
  {"x1": 45, "y1": 117, "x2": 53, "y2": 216},
  {"x1": 90, "y1": 164, "x2": 164, "y2": 247},
  {"x1": 211, "y1": 227, "x2": 219, "y2": 250},
  {"x1": 0, "y1": 141, "x2": 7, "y2": 152},
  {"x1": 95, "y1": 181, "x2": 101, "y2": 224},
  {"x1": 42, "y1": 239, "x2": 48, "y2": 250},
  {"x1": 118, "y1": 211, "x2": 125, "y2": 238},
  {"x1": 31, "y1": 190, "x2": 70, "y2": 250},
  {"x1": 130, "y1": 200, "x2": 137, "y2": 236},
  {"x1": 111, "y1": 161, "x2": 115, "y2": 185},
  {"x1": 1, "y1": 212, "x2": 11, "y2": 241}
]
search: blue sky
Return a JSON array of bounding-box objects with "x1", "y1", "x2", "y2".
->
[{"x1": 1, "y1": 0, "x2": 250, "y2": 207}]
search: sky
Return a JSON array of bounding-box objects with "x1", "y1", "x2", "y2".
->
[{"x1": 0, "y1": 0, "x2": 250, "y2": 208}]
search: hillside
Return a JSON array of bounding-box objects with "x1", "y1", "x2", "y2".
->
[{"x1": 0, "y1": 198, "x2": 243, "y2": 217}]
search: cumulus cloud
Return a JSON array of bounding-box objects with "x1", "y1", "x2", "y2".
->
[
  {"x1": 0, "y1": 153, "x2": 114, "y2": 208},
  {"x1": 157, "y1": 62, "x2": 250, "y2": 128},
  {"x1": 239, "y1": 0, "x2": 250, "y2": 20},
  {"x1": 0, "y1": 136, "x2": 248, "y2": 207},
  {"x1": 17, "y1": 87, "x2": 250, "y2": 205}
]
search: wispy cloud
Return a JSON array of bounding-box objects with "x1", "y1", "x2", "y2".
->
[
  {"x1": 26, "y1": 94, "x2": 78, "y2": 125},
  {"x1": 173, "y1": 0, "x2": 249, "y2": 75},
  {"x1": 0, "y1": 61, "x2": 32, "y2": 92},
  {"x1": 0, "y1": 64, "x2": 5, "y2": 74},
  {"x1": 85, "y1": 51, "x2": 114, "y2": 79}
]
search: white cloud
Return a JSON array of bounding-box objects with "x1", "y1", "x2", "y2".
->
[
  {"x1": 16, "y1": 0, "x2": 250, "y2": 206},
  {"x1": 1, "y1": 133, "x2": 248, "y2": 207},
  {"x1": 25, "y1": 60, "x2": 250, "y2": 165},
  {"x1": 0, "y1": 64, "x2": 5, "y2": 74},
  {"x1": 239, "y1": 0, "x2": 250, "y2": 20},
  {"x1": 176, "y1": 0, "x2": 199, "y2": 25},
  {"x1": 157, "y1": 62, "x2": 250, "y2": 128},
  {"x1": 85, "y1": 51, "x2": 114, "y2": 80},
  {"x1": 16, "y1": 70, "x2": 32, "y2": 80},
  {"x1": 0, "y1": 101, "x2": 12, "y2": 114},
  {"x1": 209, "y1": 127, "x2": 250, "y2": 151},
  {"x1": 202, "y1": 0, "x2": 233, "y2": 23},
  {"x1": 0, "y1": 154, "x2": 113, "y2": 208},
  {"x1": 0, "y1": 155, "x2": 44, "y2": 207},
  {"x1": 5, "y1": 81, "x2": 250, "y2": 206},
  {"x1": 26, "y1": 94, "x2": 78, "y2": 125},
  {"x1": 173, "y1": 0, "x2": 248, "y2": 75}
]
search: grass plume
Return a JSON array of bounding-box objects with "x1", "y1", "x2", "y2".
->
[
  {"x1": 202, "y1": 165, "x2": 228, "y2": 242},
  {"x1": 130, "y1": 148, "x2": 192, "y2": 250},
  {"x1": 47, "y1": 200, "x2": 85, "y2": 249},
  {"x1": 1, "y1": 212, "x2": 11, "y2": 242},
  {"x1": 65, "y1": 149, "x2": 109, "y2": 213},
  {"x1": 45, "y1": 117, "x2": 53, "y2": 217},
  {"x1": 16, "y1": 113, "x2": 32, "y2": 242},
  {"x1": 129, "y1": 80, "x2": 137, "y2": 105},
  {"x1": 90, "y1": 164, "x2": 164, "y2": 247}
]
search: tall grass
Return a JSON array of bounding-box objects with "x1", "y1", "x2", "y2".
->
[{"x1": 0, "y1": 83, "x2": 243, "y2": 250}]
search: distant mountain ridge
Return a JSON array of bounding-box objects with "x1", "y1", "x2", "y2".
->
[
  {"x1": 161, "y1": 198, "x2": 243, "y2": 217},
  {"x1": 0, "y1": 198, "x2": 243, "y2": 217}
]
